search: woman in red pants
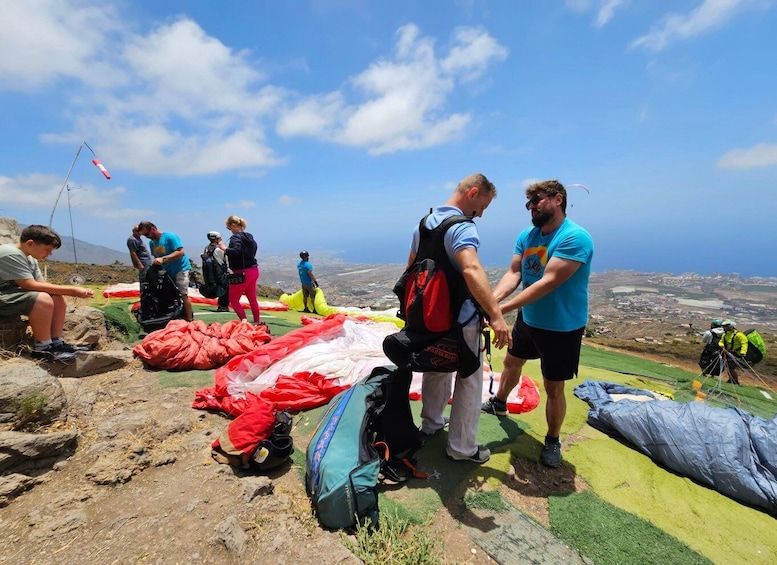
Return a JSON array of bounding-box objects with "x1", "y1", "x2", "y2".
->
[{"x1": 219, "y1": 215, "x2": 262, "y2": 325}]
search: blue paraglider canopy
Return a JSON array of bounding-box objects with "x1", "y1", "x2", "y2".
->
[{"x1": 574, "y1": 379, "x2": 777, "y2": 515}]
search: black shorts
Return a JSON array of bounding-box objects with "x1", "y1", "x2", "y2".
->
[{"x1": 508, "y1": 311, "x2": 585, "y2": 382}]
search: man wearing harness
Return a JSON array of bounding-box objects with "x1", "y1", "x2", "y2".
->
[{"x1": 409, "y1": 173, "x2": 511, "y2": 464}]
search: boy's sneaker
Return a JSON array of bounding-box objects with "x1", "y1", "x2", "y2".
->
[
  {"x1": 215, "y1": 306, "x2": 230, "y2": 312},
  {"x1": 481, "y1": 396, "x2": 508, "y2": 416},
  {"x1": 447, "y1": 445, "x2": 490, "y2": 464},
  {"x1": 31, "y1": 344, "x2": 77, "y2": 363},
  {"x1": 52, "y1": 341, "x2": 89, "y2": 353},
  {"x1": 541, "y1": 441, "x2": 562, "y2": 468}
]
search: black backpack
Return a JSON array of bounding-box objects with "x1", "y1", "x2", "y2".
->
[
  {"x1": 199, "y1": 245, "x2": 227, "y2": 299},
  {"x1": 383, "y1": 213, "x2": 483, "y2": 378},
  {"x1": 135, "y1": 265, "x2": 184, "y2": 332}
]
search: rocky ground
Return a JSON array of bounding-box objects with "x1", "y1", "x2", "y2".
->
[
  {"x1": 0, "y1": 357, "x2": 363, "y2": 565},
  {"x1": 1, "y1": 344, "x2": 591, "y2": 565}
]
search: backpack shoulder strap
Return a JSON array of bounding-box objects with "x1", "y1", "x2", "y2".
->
[{"x1": 414, "y1": 213, "x2": 478, "y2": 321}]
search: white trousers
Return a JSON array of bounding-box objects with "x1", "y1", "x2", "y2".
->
[{"x1": 420, "y1": 321, "x2": 482, "y2": 458}]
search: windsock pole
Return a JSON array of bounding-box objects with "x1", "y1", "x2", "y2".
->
[{"x1": 49, "y1": 141, "x2": 110, "y2": 227}]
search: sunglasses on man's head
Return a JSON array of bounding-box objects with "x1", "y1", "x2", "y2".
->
[{"x1": 525, "y1": 193, "x2": 550, "y2": 210}]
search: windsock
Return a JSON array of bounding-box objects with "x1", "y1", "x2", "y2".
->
[{"x1": 92, "y1": 158, "x2": 111, "y2": 180}]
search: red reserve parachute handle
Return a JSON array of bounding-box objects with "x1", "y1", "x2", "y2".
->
[{"x1": 92, "y1": 158, "x2": 111, "y2": 179}]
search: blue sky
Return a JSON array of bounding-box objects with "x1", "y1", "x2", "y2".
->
[{"x1": 1, "y1": 0, "x2": 776, "y2": 276}]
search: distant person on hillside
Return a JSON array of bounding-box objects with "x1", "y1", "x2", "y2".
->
[
  {"x1": 203, "y1": 231, "x2": 230, "y2": 312},
  {"x1": 407, "y1": 172, "x2": 511, "y2": 464},
  {"x1": 699, "y1": 319, "x2": 724, "y2": 376},
  {"x1": 0, "y1": 224, "x2": 94, "y2": 362},
  {"x1": 719, "y1": 320, "x2": 748, "y2": 385},
  {"x1": 482, "y1": 180, "x2": 594, "y2": 469},
  {"x1": 218, "y1": 215, "x2": 263, "y2": 325},
  {"x1": 137, "y1": 221, "x2": 193, "y2": 322},
  {"x1": 297, "y1": 250, "x2": 319, "y2": 313},
  {"x1": 127, "y1": 225, "x2": 152, "y2": 283}
]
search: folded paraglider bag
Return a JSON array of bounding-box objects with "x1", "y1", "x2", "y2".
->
[
  {"x1": 251, "y1": 435, "x2": 294, "y2": 471},
  {"x1": 383, "y1": 324, "x2": 480, "y2": 378},
  {"x1": 305, "y1": 366, "x2": 420, "y2": 530}
]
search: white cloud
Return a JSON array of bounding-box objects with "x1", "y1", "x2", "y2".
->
[
  {"x1": 717, "y1": 143, "x2": 777, "y2": 169},
  {"x1": 0, "y1": 0, "x2": 124, "y2": 91},
  {"x1": 276, "y1": 93, "x2": 344, "y2": 137},
  {"x1": 0, "y1": 173, "x2": 149, "y2": 221},
  {"x1": 224, "y1": 200, "x2": 257, "y2": 209},
  {"x1": 631, "y1": 0, "x2": 749, "y2": 52},
  {"x1": 278, "y1": 195, "x2": 302, "y2": 205},
  {"x1": 278, "y1": 24, "x2": 506, "y2": 154},
  {"x1": 564, "y1": 0, "x2": 629, "y2": 27},
  {"x1": 595, "y1": 0, "x2": 629, "y2": 27},
  {"x1": 4, "y1": 7, "x2": 507, "y2": 176},
  {"x1": 440, "y1": 26, "x2": 509, "y2": 81}
]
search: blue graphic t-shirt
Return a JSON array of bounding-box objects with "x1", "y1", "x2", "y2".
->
[
  {"x1": 149, "y1": 232, "x2": 191, "y2": 278},
  {"x1": 515, "y1": 218, "x2": 593, "y2": 332}
]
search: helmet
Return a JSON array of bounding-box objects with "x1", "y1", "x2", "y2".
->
[
  {"x1": 711, "y1": 319, "x2": 723, "y2": 327},
  {"x1": 299, "y1": 250, "x2": 309, "y2": 259},
  {"x1": 207, "y1": 231, "x2": 221, "y2": 241},
  {"x1": 722, "y1": 320, "x2": 735, "y2": 328}
]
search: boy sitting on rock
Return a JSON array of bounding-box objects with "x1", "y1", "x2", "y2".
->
[{"x1": 0, "y1": 225, "x2": 94, "y2": 362}]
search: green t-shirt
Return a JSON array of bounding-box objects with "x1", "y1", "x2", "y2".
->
[{"x1": 0, "y1": 243, "x2": 42, "y2": 294}]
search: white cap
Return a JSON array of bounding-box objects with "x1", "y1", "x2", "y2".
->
[{"x1": 207, "y1": 231, "x2": 221, "y2": 240}]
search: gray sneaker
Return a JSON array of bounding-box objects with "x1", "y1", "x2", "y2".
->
[
  {"x1": 541, "y1": 441, "x2": 562, "y2": 468},
  {"x1": 481, "y1": 396, "x2": 508, "y2": 416}
]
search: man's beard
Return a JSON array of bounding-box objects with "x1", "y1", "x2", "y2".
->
[{"x1": 531, "y1": 210, "x2": 553, "y2": 228}]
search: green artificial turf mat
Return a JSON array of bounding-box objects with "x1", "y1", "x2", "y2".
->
[
  {"x1": 548, "y1": 490, "x2": 712, "y2": 565},
  {"x1": 566, "y1": 437, "x2": 777, "y2": 564},
  {"x1": 580, "y1": 344, "x2": 698, "y2": 383},
  {"x1": 157, "y1": 368, "x2": 216, "y2": 388}
]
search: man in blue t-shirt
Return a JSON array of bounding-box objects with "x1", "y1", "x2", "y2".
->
[
  {"x1": 297, "y1": 251, "x2": 319, "y2": 313},
  {"x1": 137, "y1": 221, "x2": 193, "y2": 322},
  {"x1": 482, "y1": 180, "x2": 594, "y2": 469}
]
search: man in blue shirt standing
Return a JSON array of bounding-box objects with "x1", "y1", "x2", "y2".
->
[
  {"x1": 137, "y1": 221, "x2": 193, "y2": 322},
  {"x1": 482, "y1": 180, "x2": 593, "y2": 469},
  {"x1": 297, "y1": 251, "x2": 319, "y2": 313}
]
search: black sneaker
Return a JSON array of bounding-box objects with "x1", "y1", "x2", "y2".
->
[
  {"x1": 215, "y1": 306, "x2": 230, "y2": 312},
  {"x1": 541, "y1": 441, "x2": 562, "y2": 468},
  {"x1": 481, "y1": 396, "x2": 508, "y2": 416},
  {"x1": 31, "y1": 344, "x2": 77, "y2": 363},
  {"x1": 52, "y1": 341, "x2": 89, "y2": 353}
]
